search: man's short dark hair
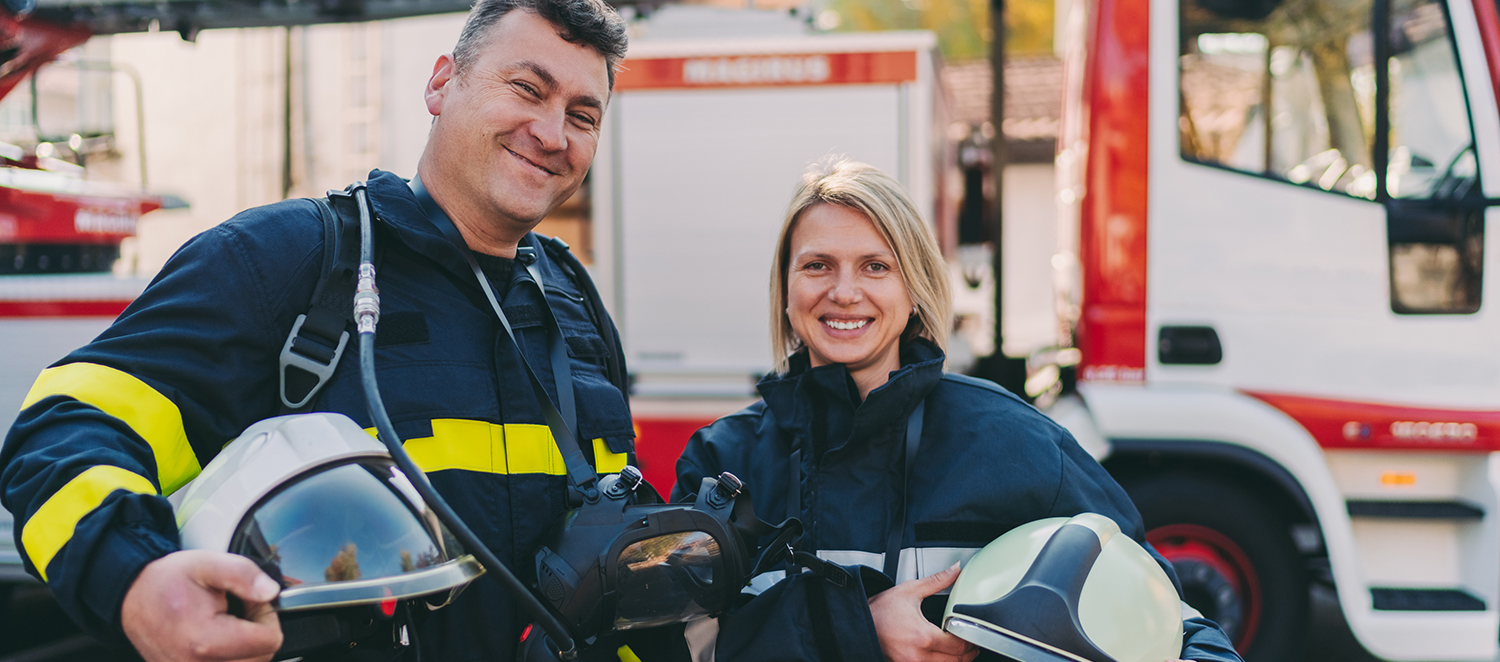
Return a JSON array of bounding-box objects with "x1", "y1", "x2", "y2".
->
[{"x1": 452, "y1": 0, "x2": 628, "y2": 89}]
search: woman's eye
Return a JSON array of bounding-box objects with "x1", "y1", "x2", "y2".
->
[
  {"x1": 868, "y1": 262, "x2": 890, "y2": 272},
  {"x1": 803, "y1": 261, "x2": 828, "y2": 271}
]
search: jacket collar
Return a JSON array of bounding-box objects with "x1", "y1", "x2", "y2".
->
[
  {"x1": 757, "y1": 337, "x2": 944, "y2": 451},
  {"x1": 364, "y1": 170, "x2": 541, "y2": 294}
]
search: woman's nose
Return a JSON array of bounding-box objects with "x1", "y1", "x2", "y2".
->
[{"x1": 828, "y1": 273, "x2": 862, "y2": 304}]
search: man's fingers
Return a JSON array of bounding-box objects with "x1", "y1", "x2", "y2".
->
[
  {"x1": 241, "y1": 596, "x2": 281, "y2": 627},
  {"x1": 187, "y1": 551, "x2": 280, "y2": 604},
  {"x1": 927, "y1": 629, "x2": 975, "y2": 657},
  {"x1": 192, "y1": 612, "x2": 283, "y2": 661}
]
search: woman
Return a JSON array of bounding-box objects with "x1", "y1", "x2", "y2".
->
[{"x1": 670, "y1": 159, "x2": 1243, "y2": 662}]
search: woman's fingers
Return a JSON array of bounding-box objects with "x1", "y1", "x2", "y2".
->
[{"x1": 909, "y1": 562, "x2": 963, "y2": 598}]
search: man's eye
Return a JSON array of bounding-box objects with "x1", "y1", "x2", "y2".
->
[
  {"x1": 570, "y1": 113, "x2": 598, "y2": 128},
  {"x1": 514, "y1": 81, "x2": 540, "y2": 97}
]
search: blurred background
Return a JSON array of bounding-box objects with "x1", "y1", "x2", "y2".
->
[{"x1": 0, "y1": 0, "x2": 1495, "y2": 656}]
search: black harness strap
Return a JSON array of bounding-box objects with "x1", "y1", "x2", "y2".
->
[
  {"x1": 884, "y1": 400, "x2": 924, "y2": 579},
  {"x1": 539, "y1": 236, "x2": 631, "y2": 404},
  {"x1": 279, "y1": 192, "x2": 361, "y2": 412}
]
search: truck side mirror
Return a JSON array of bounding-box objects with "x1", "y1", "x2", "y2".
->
[{"x1": 1385, "y1": 196, "x2": 1483, "y2": 314}]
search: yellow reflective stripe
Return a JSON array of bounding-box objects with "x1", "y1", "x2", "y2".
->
[
  {"x1": 593, "y1": 438, "x2": 627, "y2": 474},
  {"x1": 403, "y1": 419, "x2": 503, "y2": 473},
  {"x1": 617, "y1": 645, "x2": 643, "y2": 662},
  {"x1": 22, "y1": 465, "x2": 156, "y2": 582},
  {"x1": 23, "y1": 363, "x2": 201, "y2": 495},
  {"x1": 397, "y1": 419, "x2": 623, "y2": 476},
  {"x1": 503, "y1": 424, "x2": 566, "y2": 475}
]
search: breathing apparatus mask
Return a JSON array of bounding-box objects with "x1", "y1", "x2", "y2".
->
[
  {"x1": 175, "y1": 180, "x2": 792, "y2": 661},
  {"x1": 942, "y1": 513, "x2": 1184, "y2": 662}
]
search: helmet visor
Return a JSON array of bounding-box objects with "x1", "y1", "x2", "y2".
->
[
  {"x1": 611, "y1": 531, "x2": 724, "y2": 630},
  {"x1": 232, "y1": 460, "x2": 480, "y2": 611}
]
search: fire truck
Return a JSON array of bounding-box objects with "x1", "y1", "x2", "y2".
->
[
  {"x1": 1042, "y1": 0, "x2": 1500, "y2": 655},
  {"x1": 0, "y1": 11, "x2": 161, "y2": 587}
]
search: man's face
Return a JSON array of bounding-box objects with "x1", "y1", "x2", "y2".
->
[{"x1": 424, "y1": 10, "x2": 609, "y2": 229}]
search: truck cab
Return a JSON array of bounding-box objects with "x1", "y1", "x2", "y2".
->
[{"x1": 1055, "y1": 0, "x2": 1500, "y2": 656}]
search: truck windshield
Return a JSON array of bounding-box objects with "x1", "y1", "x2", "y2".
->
[{"x1": 1177, "y1": 0, "x2": 1477, "y2": 202}]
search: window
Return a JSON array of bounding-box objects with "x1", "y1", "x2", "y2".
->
[{"x1": 1179, "y1": 0, "x2": 1484, "y2": 313}]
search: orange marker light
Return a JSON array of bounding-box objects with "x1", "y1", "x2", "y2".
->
[{"x1": 1380, "y1": 472, "x2": 1416, "y2": 487}]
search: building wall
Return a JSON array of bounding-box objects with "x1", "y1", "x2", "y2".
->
[{"x1": 101, "y1": 14, "x2": 467, "y2": 274}]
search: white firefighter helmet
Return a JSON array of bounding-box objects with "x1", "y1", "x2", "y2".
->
[
  {"x1": 942, "y1": 513, "x2": 1184, "y2": 662},
  {"x1": 172, "y1": 413, "x2": 483, "y2": 657}
]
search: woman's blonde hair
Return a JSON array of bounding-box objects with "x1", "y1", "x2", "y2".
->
[{"x1": 769, "y1": 158, "x2": 952, "y2": 373}]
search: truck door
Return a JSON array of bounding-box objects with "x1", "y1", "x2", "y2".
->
[
  {"x1": 1163, "y1": 0, "x2": 1497, "y2": 407},
  {"x1": 1132, "y1": 0, "x2": 1500, "y2": 658}
]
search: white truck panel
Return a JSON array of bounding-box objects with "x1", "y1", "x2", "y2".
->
[
  {"x1": 1081, "y1": 382, "x2": 1500, "y2": 660},
  {"x1": 611, "y1": 85, "x2": 903, "y2": 378},
  {"x1": 593, "y1": 30, "x2": 942, "y2": 396}
]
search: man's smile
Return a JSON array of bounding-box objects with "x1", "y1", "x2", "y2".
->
[{"x1": 507, "y1": 147, "x2": 558, "y2": 175}]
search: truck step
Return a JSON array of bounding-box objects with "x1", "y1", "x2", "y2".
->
[
  {"x1": 1345, "y1": 500, "x2": 1484, "y2": 520},
  {"x1": 1371, "y1": 588, "x2": 1486, "y2": 611}
]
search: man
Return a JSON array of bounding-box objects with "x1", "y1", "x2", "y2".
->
[{"x1": 0, "y1": 0, "x2": 631, "y2": 659}]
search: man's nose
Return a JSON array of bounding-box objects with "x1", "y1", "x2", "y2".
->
[{"x1": 529, "y1": 108, "x2": 567, "y2": 152}]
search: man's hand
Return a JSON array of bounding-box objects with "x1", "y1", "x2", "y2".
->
[
  {"x1": 122, "y1": 550, "x2": 284, "y2": 662},
  {"x1": 868, "y1": 563, "x2": 979, "y2": 662}
]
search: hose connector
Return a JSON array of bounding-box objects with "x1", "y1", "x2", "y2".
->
[{"x1": 354, "y1": 263, "x2": 381, "y2": 334}]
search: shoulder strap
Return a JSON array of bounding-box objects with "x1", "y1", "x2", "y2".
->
[
  {"x1": 278, "y1": 188, "x2": 363, "y2": 412},
  {"x1": 884, "y1": 399, "x2": 924, "y2": 579},
  {"x1": 537, "y1": 236, "x2": 631, "y2": 405}
]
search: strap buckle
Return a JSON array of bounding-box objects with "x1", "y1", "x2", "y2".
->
[{"x1": 279, "y1": 313, "x2": 350, "y2": 409}]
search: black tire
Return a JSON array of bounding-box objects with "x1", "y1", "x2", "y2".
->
[{"x1": 1119, "y1": 472, "x2": 1309, "y2": 662}]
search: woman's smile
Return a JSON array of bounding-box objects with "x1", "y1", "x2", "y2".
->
[{"x1": 786, "y1": 203, "x2": 913, "y2": 395}]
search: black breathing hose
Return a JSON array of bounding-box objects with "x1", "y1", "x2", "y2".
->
[{"x1": 348, "y1": 187, "x2": 580, "y2": 660}]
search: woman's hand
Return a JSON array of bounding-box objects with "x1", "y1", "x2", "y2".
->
[
  {"x1": 122, "y1": 550, "x2": 283, "y2": 662},
  {"x1": 868, "y1": 563, "x2": 979, "y2": 662}
]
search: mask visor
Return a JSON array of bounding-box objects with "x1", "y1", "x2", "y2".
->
[{"x1": 611, "y1": 530, "x2": 723, "y2": 630}]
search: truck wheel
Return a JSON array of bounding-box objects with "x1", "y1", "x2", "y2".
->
[{"x1": 1120, "y1": 474, "x2": 1309, "y2": 662}]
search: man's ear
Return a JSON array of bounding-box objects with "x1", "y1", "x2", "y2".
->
[{"x1": 425, "y1": 54, "x2": 458, "y2": 117}]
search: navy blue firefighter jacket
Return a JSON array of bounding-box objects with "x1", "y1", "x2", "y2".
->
[
  {"x1": 0, "y1": 170, "x2": 636, "y2": 661},
  {"x1": 672, "y1": 339, "x2": 1244, "y2": 662}
]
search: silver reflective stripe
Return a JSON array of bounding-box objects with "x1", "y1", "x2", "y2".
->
[
  {"x1": 742, "y1": 569, "x2": 788, "y2": 596},
  {"x1": 744, "y1": 547, "x2": 984, "y2": 596},
  {"x1": 818, "y1": 547, "x2": 982, "y2": 588},
  {"x1": 817, "y1": 549, "x2": 882, "y2": 570},
  {"x1": 685, "y1": 617, "x2": 719, "y2": 662}
]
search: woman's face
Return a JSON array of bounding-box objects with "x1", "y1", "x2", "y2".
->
[{"x1": 786, "y1": 203, "x2": 914, "y2": 381}]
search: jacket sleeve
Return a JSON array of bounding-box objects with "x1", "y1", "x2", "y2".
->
[
  {"x1": 1049, "y1": 429, "x2": 1244, "y2": 662},
  {"x1": 0, "y1": 204, "x2": 323, "y2": 644}
]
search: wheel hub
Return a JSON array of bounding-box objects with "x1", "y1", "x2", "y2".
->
[{"x1": 1148, "y1": 523, "x2": 1262, "y2": 651}]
